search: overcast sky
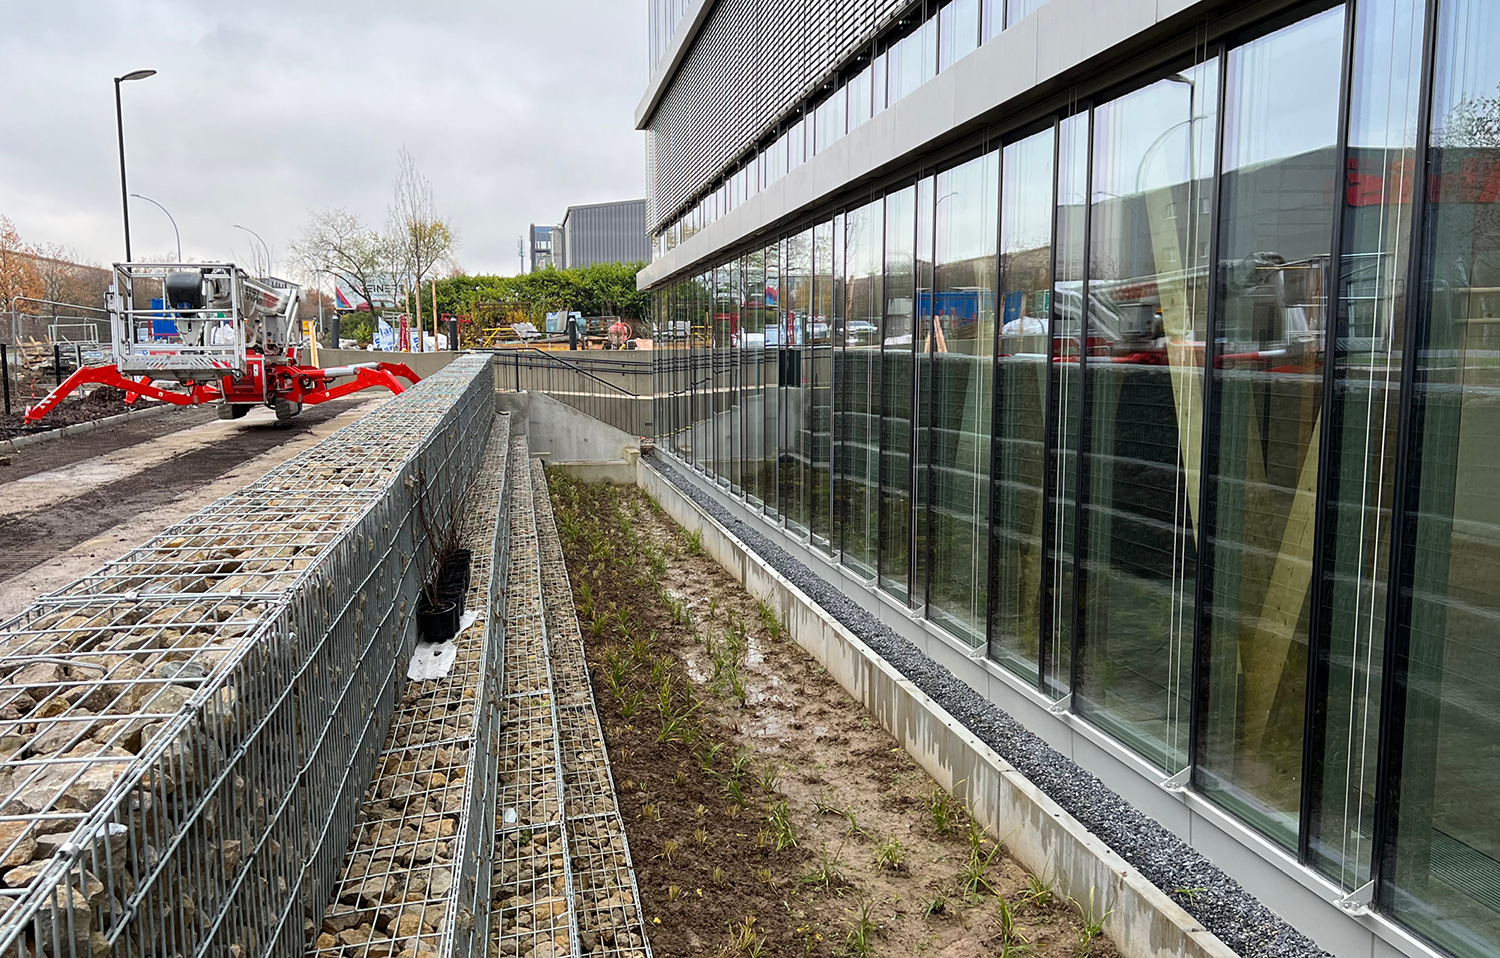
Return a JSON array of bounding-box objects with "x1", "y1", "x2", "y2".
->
[{"x1": 0, "y1": 0, "x2": 647, "y2": 277}]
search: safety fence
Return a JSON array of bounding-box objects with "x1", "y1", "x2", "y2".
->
[
  {"x1": 492, "y1": 348, "x2": 652, "y2": 437},
  {"x1": 0, "y1": 353, "x2": 495, "y2": 958},
  {"x1": 0, "y1": 342, "x2": 110, "y2": 417}
]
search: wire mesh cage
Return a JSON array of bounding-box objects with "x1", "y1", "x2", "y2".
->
[{"x1": 0, "y1": 354, "x2": 496, "y2": 958}]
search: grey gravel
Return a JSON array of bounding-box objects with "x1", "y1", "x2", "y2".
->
[{"x1": 647, "y1": 453, "x2": 1330, "y2": 958}]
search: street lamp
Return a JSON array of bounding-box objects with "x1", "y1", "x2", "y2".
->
[
  {"x1": 130, "y1": 193, "x2": 180, "y2": 261},
  {"x1": 232, "y1": 224, "x2": 270, "y2": 276},
  {"x1": 114, "y1": 69, "x2": 157, "y2": 262}
]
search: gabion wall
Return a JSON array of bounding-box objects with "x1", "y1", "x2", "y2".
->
[{"x1": 0, "y1": 354, "x2": 495, "y2": 958}]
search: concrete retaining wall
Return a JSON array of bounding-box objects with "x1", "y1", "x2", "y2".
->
[{"x1": 637, "y1": 458, "x2": 1237, "y2": 958}]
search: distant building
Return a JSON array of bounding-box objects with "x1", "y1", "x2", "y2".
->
[
  {"x1": 527, "y1": 224, "x2": 556, "y2": 273},
  {"x1": 556, "y1": 200, "x2": 648, "y2": 269}
]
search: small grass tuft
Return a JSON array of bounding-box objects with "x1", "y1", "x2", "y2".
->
[
  {"x1": 844, "y1": 899, "x2": 879, "y2": 956},
  {"x1": 873, "y1": 837, "x2": 906, "y2": 871}
]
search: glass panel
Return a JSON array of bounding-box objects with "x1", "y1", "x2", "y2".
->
[
  {"x1": 785, "y1": 230, "x2": 813, "y2": 533},
  {"x1": 1389, "y1": 0, "x2": 1500, "y2": 952},
  {"x1": 841, "y1": 199, "x2": 884, "y2": 576},
  {"x1": 1077, "y1": 62, "x2": 1218, "y2": 771},
  {"x1": 929, "y1": 151, "x2": 999, "y2": 645},
  {"x1": 714, "y1": 263, "x2": 732, "y2": 485},
  {"x1": 1048, "y1": 112, "x2": 1089, "y2": 696},
  {"x1": 764, "y1": 243, "x2": 782, "y2": 514},
  {"x1": 743, "y1": 252, "x2": 766, "y2": 503},
  {"x1": 850, "y1": 64, "x2": 873, "y2": 130},
  {"x1": 1310, "y1": 0, "x2": 1423, "y2": 888},
  {"x1": 913, "y1": 176, "x2": 937, "y2": 609},
  {"x1": 811, "y1": 219, "x2": 838, "y2": 549},
  {"x1": 939, "y1": 0, "x2": 979, "y2": 72},
  {"x1": 990, "y1": 127, "x2": 1056, "y2": 684},
  {"x1": 882, "y1": 187, "x2": 918, "y2": 598},
  {"x1": 693, "y1": 271, "x2": 711, "y2": 470},
  {"x1": 1200, "y1": 6, "x2": 1344, "y2": 847},
  {"x1": 873, "y1": 51, "x2": 889, "y2": 115},
  {"x1": 1006, "y1": 0, "x2": 1048, "y2": 28}
]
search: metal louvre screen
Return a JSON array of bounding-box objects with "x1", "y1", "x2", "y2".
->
[{"x1": 648, "y1": 0, "x2": 903, "y2": 230}]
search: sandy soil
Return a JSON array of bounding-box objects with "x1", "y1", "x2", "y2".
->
[{"x1": 549, "y1": 473, "x2": 1119, "y2": 958}]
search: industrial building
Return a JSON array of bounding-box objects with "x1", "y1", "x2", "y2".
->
[
  {"x1": 556, "y1": 198, "x2": 650, "y2": 268},
  {"x1": 636, "y1": 2, "x2": 1500, "y2": 958}
]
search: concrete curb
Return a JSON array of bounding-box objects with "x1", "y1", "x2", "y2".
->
[
  {"x1": 0, "y1": 402, "x2": 179, "y2": 453},
  {"x1": 638, "y1": 459, "x2": 1240, "y2": 958}
]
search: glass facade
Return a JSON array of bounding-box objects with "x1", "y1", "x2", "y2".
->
[{"x1": 648, "y1": 3, "x2": 1500, "y2": 956}]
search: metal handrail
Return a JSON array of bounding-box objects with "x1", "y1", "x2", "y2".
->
[{"x1": 508, "y1": 347, "x2": 643, "y2": 398}]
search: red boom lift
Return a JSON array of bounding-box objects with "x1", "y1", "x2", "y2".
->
[{"x1": 25, "y1": 263, "x2": 418, "y2": 423}]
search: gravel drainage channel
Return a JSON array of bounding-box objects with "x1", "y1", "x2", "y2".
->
[
  {"x1": 530, "y1": 461, "x2": 650, "y2": 958},
  {"x1": 642, "y1": 455, "x2": 1321, "y2": 958},
  {"x1": 309, "y1": 413, "x2": 512, "y2": 958}
]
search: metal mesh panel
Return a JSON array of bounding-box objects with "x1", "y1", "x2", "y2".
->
[
  {"x1": 648, "y1": 0, "x2": 903, "y2": 228},
  {"x1": 0, "y1": 355, "x2": 496, "y2": 958}
]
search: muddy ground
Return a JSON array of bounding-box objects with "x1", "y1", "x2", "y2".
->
[
  {"x1": 0, "y1": 386, "x2": 163, "y2": 439},
  {"x1": 549, "y1": 473, "x2": 1119, "y2": 958},
  {"x1": 0, "y1": 395, "x2": 377, "y2": 616}
]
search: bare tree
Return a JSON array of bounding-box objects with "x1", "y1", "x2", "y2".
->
[
  {"x1": 291, "y1": 209, "x2": 395, "y2": 318},
  {"x1": 387, "y1": 148, "x2": 455, "y2": 337}
]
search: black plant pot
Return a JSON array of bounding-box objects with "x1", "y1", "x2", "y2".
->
[
  {"x1": 417, "y1": 596, "x2": 461, "y2": 643},
  {"x1": 440, "y1": 549, "x2": 472, "y2": 600}
]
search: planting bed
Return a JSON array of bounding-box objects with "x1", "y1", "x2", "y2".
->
[{"x1": 548, "y1": 473, "x2": 1119, "y2": 958}]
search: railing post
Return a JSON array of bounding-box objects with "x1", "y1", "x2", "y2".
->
[
  {"x1": 54, "y1": 343, "x2": 63, "y2": 386},
  {"x1": 514, "y1": 352, "x2": 521, "y2": 392},
  {"x1": 1, "y1": 344, "x2": 10, "y2": 416}
]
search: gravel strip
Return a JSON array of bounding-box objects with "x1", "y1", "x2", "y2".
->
[{"x1": 646, "y1": 453, "x2": 1329, "y2": 958}]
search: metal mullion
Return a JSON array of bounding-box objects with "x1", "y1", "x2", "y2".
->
[
  {"x1": 1037, "y1": 116, "x2": 1063, "y2": 695},
  {"x1": 1299, "y1": 0, "x2": 1360, "y2": 867},
  {"x1": 1066, "y1": 104, "x2": 1095, "y2": 703},
  {"x1": 874, "y1": 202, "x2": 889, "y2": 584},
  {"x1": 1371, "y1": 0, "x2": 1442, "y2": 910},
  {"x1": 1188, "y1": 40, "x2": 1232, "y2": 782},
  {"x1": 919, "y1": 172, "x2": 939, "y2": 619},
  {"x1": 984, "y1": 138, "x2": 1005, "y2": 660}
]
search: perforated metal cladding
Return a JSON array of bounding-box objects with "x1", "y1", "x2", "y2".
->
[{"x1": 647, "y1": 0, "x2": 912, "y2": 232}]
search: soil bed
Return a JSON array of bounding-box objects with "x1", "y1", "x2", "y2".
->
[
  {"x1": 0, "y1": 386, "x2": 160, "y2": 439},
  {"x1": 549, "y1": 472, "x2": 1120, "y2": 958}
]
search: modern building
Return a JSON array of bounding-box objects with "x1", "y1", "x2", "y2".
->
[
  {"x1": 556, "y1": 199, "x2": 650, "y2": 268},
  {"x1": 636, "y1": 2, "x2": 1500, "y2": 958},
  {"x1": 527, "y1": 224, "x2": 556, "y2": 273}
]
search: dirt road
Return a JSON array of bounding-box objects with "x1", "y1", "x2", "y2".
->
[{"x1": 0, "y1": 396, "x2": 383, "y2": 618}]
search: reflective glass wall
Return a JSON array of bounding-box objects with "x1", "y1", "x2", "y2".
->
[{"x1": 648, "y1": 3, "x2": 1500, "y2": 954}]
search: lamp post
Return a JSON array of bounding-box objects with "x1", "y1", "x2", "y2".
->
[
  {"x1": 114, "y1": 69, "x2": 157, "y2": 262},
  {"x1": 130, "y1": 193, "x2": 180, "y2": 261},
  {"x1": 233, "y1": 225, "x2": 270, "y2": 276}
]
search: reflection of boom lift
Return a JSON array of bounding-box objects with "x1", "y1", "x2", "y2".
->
[{"x1": 26, "y1": 263, "x2": 419, "y2": 423}]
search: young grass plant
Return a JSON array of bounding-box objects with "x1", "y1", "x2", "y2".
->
[
  {"x1": 995, "y1": 894, "x2": 1032, "y2": 956},
  {"x1": 873, "y1": 837, "x2": 906, "y2": 871},
  {"x1": 928, "y1": 786, "x2": 965, "y2": 835},
  {"x1": 959, "y1": 820, "x2": 1004, "y2": 896},
  {"x1": 767, "y1": 797, "x2": 797, "y2": 850},
  {"x1": 845, "y1": 900, "x2": 879, "y2": 957},
  {"x1": 1072, "y1": 888, "x2": 1112, "y2": 954},
  {"x1": 800, "y1": 845, "x2": 848, "y2": 892}
]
